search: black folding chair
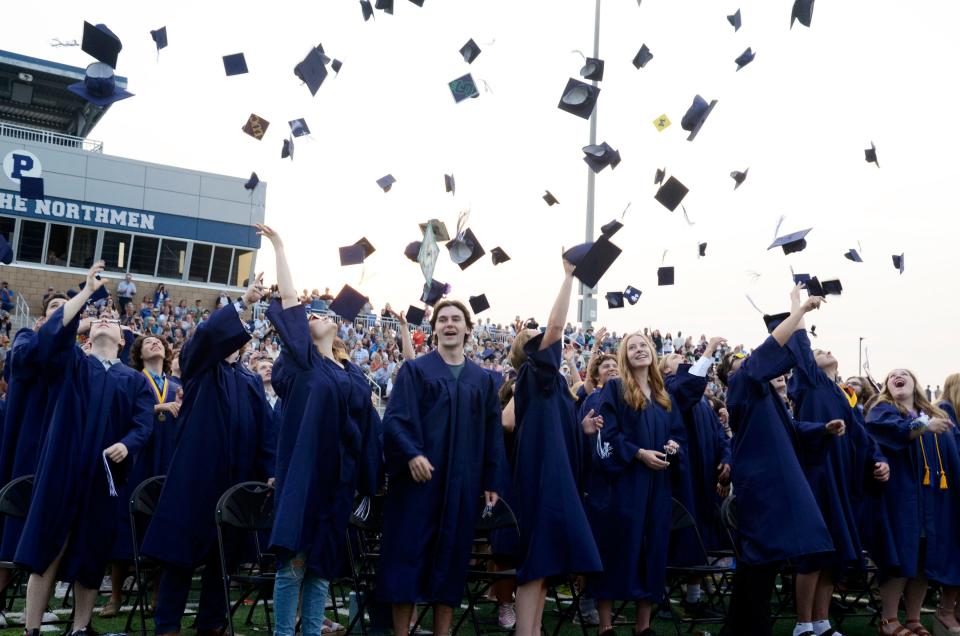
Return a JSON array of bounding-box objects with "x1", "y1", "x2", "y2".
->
[
  {"x1": 0, "y1": 475, "x2": 33, "y2": 616},
  {"x1": 127, "y1": 475, "x2": 166, "y2": 635},
  {"x1": 345, "y1": 495, "x2": 385, "y2": 636},
  {"x1": 215, "y1": 481, "x2": 275, "y2": 636}
]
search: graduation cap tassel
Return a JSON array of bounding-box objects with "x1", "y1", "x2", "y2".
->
[
  {"x1": 745, "y1": 295, "x2": 765, "y2": 314},
  {"x1": 682, "y1": 205, "x2": 695, "y2": 226},
  {"x1": 571, "y1": 49, "x2": 587, "y2": 60},
  {"x1": 102, "y1": 450, "x2": 119, "y2": 497},
  {"x1": 773, "y1": 215, "x2": 786, "y2": 241},
  {"x1": 936, "y1": 435, "x2": 948, "y2": 490},
  {"x1": 661, "y1": 249, "x2": 668, "y2": 264},
  {"x1": 919, "y1": 437, "x2": 931, "y2": 486},
  {"x1": 353, "y1": 496, "x2": 371, "y2": 521},
  {"x1": 621, "y1": 202, "x2": 632, "y2": 219},
  {"x1": 596, "y1": 431, "x2": 612, "y2": 459},
  {"x1": 480, "y1": 79, "x2": 494, "y2": 94}
]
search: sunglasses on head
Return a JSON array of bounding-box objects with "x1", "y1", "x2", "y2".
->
[{"x1": 90, "y1": 318, "x2": 120, "y2": 326}]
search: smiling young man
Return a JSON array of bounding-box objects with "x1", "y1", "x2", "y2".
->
[{"x1": 378, "y1": 299, "x2": 506, "y2": 636}]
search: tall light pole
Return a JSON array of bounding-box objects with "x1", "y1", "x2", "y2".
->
[
  {"x1": 859, "y1": 337, "x2": 864, "y2": 376},
  {"x1": 579, "y1": 0, "x2": 602, "y2": 331}
]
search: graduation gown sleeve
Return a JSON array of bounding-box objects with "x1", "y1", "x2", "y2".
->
[
  {"x1": 179, "y1": 305, "x2": 251, "y2": 381},
  {"x1": 383, "y1": 362, "x2": 425, "y2": 476}
]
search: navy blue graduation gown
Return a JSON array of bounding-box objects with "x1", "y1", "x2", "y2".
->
[
  {"x1": 512, "y1": 334, "x2": 601, "y2": 585},
  {"x1": 0, "y1": 329, "x2": 55, "y2": 561},
  {"x1": 378, "y1": 350, "x2": 506, "y2": 605},
  {"x1": 665, "y1": 366, "x2": 732, "y2": 555},
  {"x1": 864, "y1": 403, "x2": 960, "y2": 584},
  {"x1": 266, "y1": 302, "x2": 381, "y2": 579},
  {"x1": 141, "y1": 305, "x2": 276, "y2": 568},
  {"x1": 586, "y1": 378, "x2": 684, "y2": 601},
  {"x1": 725, "y1": 334, "x2": 833, "y2": 565},
  {"x1": 15, "y1": 310, "x2": 154, "y2": 587},
  {"x1": 785, "y1": 332, "x2": 886, "y2": 570}
]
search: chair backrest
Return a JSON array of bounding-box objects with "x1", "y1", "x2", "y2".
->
[
  {"x1": 670, "y1": 497, "x2": 712, "y2": 565},
  {"x1": 475, "y1": 498, "x2": 519, "y2": 533},
  {"x1": 720, "y1": 494, "x2": 737, "y2": 531},
  {"x1": 216, "y1": 481, "x2": 274, "y2": 531},
  {"x1": 0, "y1": 475, "x2": 34, "y2": 519},
  {"x1": 129, "y1": 475, "x2": 166, "y2": 516}
]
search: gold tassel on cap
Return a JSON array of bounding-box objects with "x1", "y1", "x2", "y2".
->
[
  {"x1": 920, "y1": 436, "x2": 932, "y2": 486},
  {"x1": 935, "y1": 434, "x2": 948, "y2": 490}
]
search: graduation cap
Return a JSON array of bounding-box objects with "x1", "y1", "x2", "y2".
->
[
  {"x1": 419, "y1": 219, "x2": 450, "y2": 241},
  {"x1": 491, "y1": 246, "x2": 510, "y2": 265},
  {"x1": 79, "y1": 280, "x2": 109, "y2": 303},
  {"x1": 681, "y1": 95, "x2": 718, "y2": 141},
  {"x1": 67, "y1": 62, "x2": 134, "y2": 107},
  {"x1": 281, "y1": 137, "x2": 294, "y2": 160},
  {"x1": 728, "y1": 9, "x2": 742, "y2": 31},
  {"x1": 735, "y1": 48, "x2": 755, "y2": 71},
  {"x1": 409, "y1": 0, "x2": 425, "y2": 6},
  {"x1": 804, "y1": 276, "x2": 824, "y2": 296},
  {"x1": 564, "y1": 237, "x2": 622, "y2": 289},
  {"x1": 768, "y1": 228, "x2": 812, "y2": 255},
  {"x1": 446, "y1": 228, "x2": 485, "y2": 270},
  {"x1": 242, "y1": 114, "x2": 270, "y2": 140},
  {"x1": 445, "y1": 174, "x2": 456, "y2": 195},
  {"x1": 150, "y1": 26, "x2": 167, "y2": 52},
  {"x1": 821, "y1": 279, "x2": 843, "y2": 295},
  {"x1": 289, "y1": 118, "x2": 310, "y2": 137},
  {"x1": 354, "y1": 237, "x2": 376, "y2": 259},
  {"x1": 295, "y1": 47, "x2": 329, "y2": 96},
  {"x1": 624, "y1": 286, "x2": 642, "y2": 304},
  {"x1": 632, "y1": 44, "x2": 653, "y2": 69},
  {"x1": 82, "y1": 22, "x2": 122, "y2": 68},
  {"x1": 469, "y1": 294, "x2": 490, "y2": 315},
  {"x1": 657, "y1": 266, "x2": 675, "y2": 286},
  {"x1": 20, "y1": 176, "x2": 44, "y2": 200},
  {"x1": 405, "y1": 305, "x2": 425, "y2": 325},
  {"x1": 763, "y1": 312, "x2": 791, "y2": 333},
  {"x1": 557, "y1": 78, "x2": 600, "y2": 120},
  {"x1": 459, "y1": 39, "x2": 481, "y2": 64},
  {"x1": 580, "y1": 57, "x2": 604, "y2": 81},
  {"x1": 600, "y1": 219, "x2": 623, "y2": 238},
  {"x1": 654, "y1": 176, "x2": 689, "y2": 211},
  {"x1": 331, "y1": 59, "x2": 343, "y2": 74},
  {"x1": 654, "y1": 167, "x2": 666, "y2": 185},
  {"x1": 791, "y1": 0, "x2": 814, "y2": 28},
  {"x1": 339, "y1": 244, "x2": 366, "y2": 266},
  {"x1": 605, "y1": 292, "x2": 624, "y2": 309},
  {"x1": 543, "y1": 191, "x2": 559, "y2": 206},
  {"x1": 892, "y1": 253, "x2": 905, "y2": 274},
  {"x1": 698, "y1": 242, "x2": 707, "y2": 257},
  {"x1": 793, "y1": 272, "x2": 812, "y2": 286},
  {"x1": 844, "y1": 249, "x2": 863, "y2": 262},
  {"x1": 865, "y1": 142, "x2": 880, "y2": 167},
  {"x1": 244, "y1": 172, "x2": 260, "y2": 190},
  {"x1": 809, "y1": 325, "x2": 818, "y2": 338},
  {"x1": 0, "y1": 235, "x2": 12, "y2": 265},
  {"x1": 222, "y1": 52, "x2": 248, "y2": 76},
  {"x1": 420, "y1": 279, "x2": 446, "y2": 306},
  {"x1": 582, "y1": 142, "x2": 621, "y2": 173},
  {"x1": 731, "y1": 168, "x2": 749, "y2": 189},
  {"x1": 449, "y1": 73, "x2": 480, "y2": 103},
  {"x1": 375, "y1": 0, "x2": 394, "y2": 14},
  {"x1": 329, "y1": 285, "x2": 368, "y2": 322},
  {"x1": 376, "y1": 174, "x2": 396, "y2": 192},
  {"x1": 360, "y1": 0, "x2": 374, "y2": 21},
  {"x1": 404, "y1": 241, "x2": 422, "y2": 262}
]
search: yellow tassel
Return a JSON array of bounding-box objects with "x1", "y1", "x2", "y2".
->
[
  {"x1": 924, "y1": 466, "x2": 931, "y2": 486},
  {"x1": 935, "y1": 434, "x2": 948, "y2": 490},
  {"x1": 941, "y1": 472, "x2": 948, "y2": 490},
  {"x1": 920, "y1": 436, "x2": 932, "y2": 487}
]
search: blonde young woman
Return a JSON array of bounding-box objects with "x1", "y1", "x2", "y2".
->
[{"x1": 865, "y1": 369, "x2": 960, "y2": 636}]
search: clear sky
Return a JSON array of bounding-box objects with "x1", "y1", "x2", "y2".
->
[{"x1": 6, "y1": 0, "x2": 959, "y2": 387}]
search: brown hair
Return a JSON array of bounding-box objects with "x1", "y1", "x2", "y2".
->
[
  {"x1": 131, "y1": 334, "x2": 173, "y2": 375},
  {"x1": 332, "y1": 337, "x2": 350, "y2": 364},
  {"x1": 941, "y1": 373, "x2": 960, "y2": 416},
  {"x1": 848, "y1": 375, "x2": 877, "y2": 405},
  {"x1": 617, "y1": 333, "x2": 672, "y2": 412},
  {"x1": 429, "y1": 299, "x2": 473, "y2": 345},
  {"x1": 869, "y1": 368, "x2": 948, "y2": 419},
  {"x1": 657, "y1": 352, "x2": 684, "y2": 377},
  {"x1": 588, "y1": 353, "x2": 618, "y2": 387},
  {"x1": 42, "y1": 292, "x2": 69, "y2": 315}
]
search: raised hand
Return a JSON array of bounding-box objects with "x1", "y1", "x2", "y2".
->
[
  {"x1": 254, "y1": 223, "x2": 283, "y2": 248},
  {"x1": 242, "y1": 272, "x2": 265, "y2": 306}
]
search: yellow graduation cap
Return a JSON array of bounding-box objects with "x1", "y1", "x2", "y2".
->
[{"x1": 652, "y1": 114, "x2": 671, "y2": 131}]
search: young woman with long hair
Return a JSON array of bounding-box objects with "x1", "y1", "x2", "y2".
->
[{"x1": 866, "y1": 368, "x2": 960, "y2": 636}]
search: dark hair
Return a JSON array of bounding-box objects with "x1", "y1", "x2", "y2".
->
[
  {"x1": 131, "y1": 334, "x2": 174, "y2": 375},
  {"x1": 42, "y1": 293, "x2": 69, "y2": 315},
  {"x1": 716, "y1": 352, "x2": 738, "y2": 387},
  {"x1": 429, "y1": 299, "x2": 473, "y2": 345}
]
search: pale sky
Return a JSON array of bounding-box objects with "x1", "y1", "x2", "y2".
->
[{"x1": 6, "y1": 0, "x2": 960, "y2": 386}]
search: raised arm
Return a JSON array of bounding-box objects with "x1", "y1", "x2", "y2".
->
[
  {"x1": 255, "y1": 224, "x2": 298, "y2": 309},
  {"x1": 541, "y1": 254, "x2": 575, "y2": 350},
  {"x1": 771, "y1": 284, "x2": 823, "y2": 347},
  {"x1": 61, "y1": 261, "x2": 105, "y2": 325},
  {"x1": 398, "y1": 311, "x2": 416, "y2": 360}
]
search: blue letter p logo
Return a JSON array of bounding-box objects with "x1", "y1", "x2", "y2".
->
[{"x1": 10, "y1": 154, "x2": 34, "y2": 180}]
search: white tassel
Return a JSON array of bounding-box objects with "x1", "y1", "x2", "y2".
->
[
  {"x1": 353, "y1": 496, "x2": 371, "y2": 522},
  {"x1": 597, "y1": 431, "x2": 612, "y2": 459},
  {"x1": 773, "y1": 215, "x2": 785, "y2": 241},
  {"x1": 745, "y1": 295, "x2": 765, "y2": 314},
  {"x1": 102, "y1": 450, "x2": 118, "y2": 497},
  {"x1": 682, "y1": 205, "x2": 695, "y2": 226}
]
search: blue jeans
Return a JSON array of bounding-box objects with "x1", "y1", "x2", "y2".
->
[{"x1": 273, "y1": 553, "x2": 330, "y2": 636}]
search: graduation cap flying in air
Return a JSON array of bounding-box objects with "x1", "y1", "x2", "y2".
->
[
  {"x1": 580, "y1": 57, "x2": 604, "y2": 81},
  {"x1": 730, "y1": 168, "x2": 749, "y2": 189},
  {"x1": 681, "y1": 95, "x2": 718, "y2": 141},
  {"x1": 582, "y1": 142, "x2": 621, "y2": 173},
  {"x1": 865, "y1": 142, "x2": 880, "y2": 167},
  {"x1": 632, "y1": 44, "x2": 653, "y2": 69},
  {"x1": 791, "y1": 0, "x2": 815, "y2": 28},
  {"x1": 557, "y1": 78, "x2": 600, "y2": 120},
  {"x1": 769, "y1": 228, "x2": 812, "y2": 255}
]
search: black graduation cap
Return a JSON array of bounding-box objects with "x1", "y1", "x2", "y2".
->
[
  {"x1": 804, "y1": 276, "x2": 824, "y2": 297},
  {"x1": 295, "y1": 47, "x2": 329, "y2": 96},
  {"x1": 809, "y1": 325, "x2": 818, "y2": 338},
  {"x1": 281, "y1": 138, "x2": 294, "y2": 160},
  {"x1": 605, "y1": 292, "x2": 624, "y2": 309},
  {"x1": 557, "y1": 78, "x2": 600, "y2": 120},
  {"x1": 444, "y1": 174, "x2": 455, "y2": 195},
  {"x1": 892, "y1": 253, "x2": 905, "y2": 274},
  {"x1": 79, "y1": 277, "x2": 109, "y2": 302},
  {"x1": 654, "y1": 167, "x2": 666, "y2": 185},
  {"x1": 244, "y1": 172, "x2": 260, "y2": 190},
  {"x1": 404, "y1": 241, "x2": 422, "y2": 262},
  {"x1": 329, "y1": 285, "x2": 369, "y2": 322},
  {"x1": 793, "y1": 272, "x2": 812, "y2": 286},
  {"x1": 657, "y1": 266, "x2": 675, "y2": 286},
  {"x1": 681, "y1": 95, "x2": 718, "y2": 141},
  {"x1": 600, "y1": 219, "x2": 622, "y2": 238},
  {"x1": 150, "y1": 26, "x2": 167, "y2": 51},
  {"x1": 865, "y1": 142, "x2": 880, "y2": 167},
  {"x1": 289, "y1": 118, "x2": 310, "y2": 137},
  {"x1": 564, "y1": 237, "x2": 622, "y2": 289},
  {"x1": 728, "y1": 9, "x2": 742, "y2": 31},
  {"x1": 0, "y1": 235, "x2": 12, "y2": 265},
  {"x1": 769, "y1": 228, "x2": 812, "y2": 255},
  {"x1": 20, "y1": 176, "x2": 44, "y2": 200},
  {"x1": 735, "y1": 48, "x2": 755, "y2": 71},
  {"x1": 82, "y1": 22, "x2": 123, "y2": 68},
  {"x1": 459, "y1": 39, "x2": 481, "y2": 64},
  {"x1": 339, "y1": 244, "x2": 366, "y2": 266},
  {"x1": 419, "y1": 219, "x2": 450, "y2": 241},
  {"x1": 791, "y1": 0, "x2": 814, "y2": 28},
  {"x1": 624, "y1": 286, "x2": 642, "y2": 304},
  {"x1": 654, "y1": 176, "x2": 689, "y2": 211},
  {"x1": 409, "y1": 0, "x2": 425, "y2": 6},
  {"x1": 405, "y1": 305, "x2": 425, "y2": 325},
  {"x1": 698, "y1": 242, "x2": 707, "y2": 257},
  {"x1": 582, "y1": 142, "x2": 621, "y2": 173},
  {"x1": 376, "y1": 174, "x2": 396, "y2": 192},
  {"x1": 763, "y1": 312, "x2": 791, "y2": 333},
  {"x1": 449, "y1": 73, "x2": 480, "y2": 103},
  {"x1": 360, "y1": 0, "x2": 374, "y2": 21},
  {"x1": 353, "y1": 237, "x2": 376, "y2": 259},
  {"x1": 469, "y1": 294, "x2": 490, "y2": 315},
  {"x1": 375, "y1": 0, "x2": 394, "y2": 13},
  {"x1": 242, "y1": 114, "x2": 270, "y2": 140},
  {"x1": 491, "y1": 246, "x2": 511, "y2": 265},
  {"x1": 543, "y1": 191, "x2": 559, "y2": 206},
  {"x1": 731, "y1": 168, "x2": 749, "y2": 189},
  {"x1": 446, "y1": 228, "x2": 485, "y2": 270},
  {"x1": 844, "y1": 249, "x2": 863, "y2": 262},
  {"x1": 632, "y1": 44, "x2": 653, "y2": 69},
  {"x1": 421, "y1": 279, "x2": 446, "y2": 306},
  {"x1": 821, "y1": 279, "x2": 843, "y2": 295},
  {"x1": 331, "y1": 59, "x2": 343, "y2": 74},
  {"x1": 223, "y1": 52, "x2": 248, "y2": 76},
  {"x1": 580, "y1": 57, "x2": 604, "y2": 81}
]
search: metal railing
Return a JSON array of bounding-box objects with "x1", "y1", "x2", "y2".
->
[
  {"x1": 12, "y1": 293, "x2": 31, "y2": 332},
  {"x1": 0, "y1": 121, "x2": 103, "y2": 153}
]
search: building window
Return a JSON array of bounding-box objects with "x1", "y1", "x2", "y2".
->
[
  {"x1": 188, "y1": 243, "x2": 212, "y2": 282},
  {"x1": 129, "y1": 235, "x2": 160, "y2": 276},
  {"x1": 209, "y1": 246, "x2": 232, "y2": 285},
  {"x1": 157, "y1": 239, "x2": 187, "y2": 279},
  {"x1": 69, "y1": 227, "x2": 98, "y2": 269},
  {"x1": 0, "y1": 217, "x2": 14, "y2": 246},
  {"x1": 102, "y1": 231, "x2": 132, "y2": 273},
  {"x1": 232, "y1": 249, "x2": 253, "y2": 287},
  {"x1": 17, "y1": 220, "x2": 45, "y2": 264},
  {"x1": 46, "y1": 223, "x2": 70, "y2": 267}
]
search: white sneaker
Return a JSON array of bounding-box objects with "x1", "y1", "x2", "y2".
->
[
  {"x1": 498, "y1": 603, "x2": 517, "y2": 630},
  {"x1": 54, "y1": 582, "x2": 69, "y2": 598},
  {"x1": 0, "y1": 613, "x2": 7, "y2": 628},
  {"x1": 42, "y1": 611, "x2": 59, "y2": 623}
]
